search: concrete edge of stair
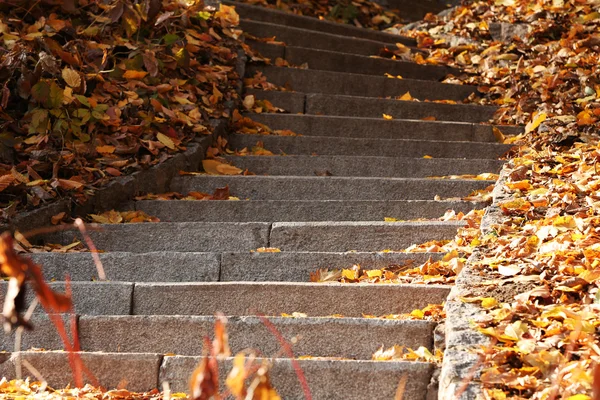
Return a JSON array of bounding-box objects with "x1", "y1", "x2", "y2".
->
[{"x1": 438, "y1": 167, "x2": 510, "y2": 399}]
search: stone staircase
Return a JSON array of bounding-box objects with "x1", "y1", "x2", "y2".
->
[{"x1": 0, "y1": 3, "x2": 516, "y2": 399}]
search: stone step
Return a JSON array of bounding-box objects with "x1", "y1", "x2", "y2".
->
[
  {"x1": 223, "y1": 155, "x2": 503, "y2": 177},
  {"x1": 171, "y1": 175, "x2": 491, "y2": 200},
  {"x1": 248, "y1": 90, "x2": 498, "y2": 123},
  {"x1": 250, "y1": 43, "x2": 456, "y2": 80},
  {"x1": 44, "y1": 221, "x2": 461, "y2": 252},
  {"x1": 246, "y1": 65, "x2": 476, "y2": 101},
  {"x1": 220, "y1": 251, "x2": 440, "y2": 282},
  {"x1": 43, "y1": 222, "x2": 270, "y2": 253},
  {"x1": 269, "y1": 221, "x2": 463, "y2": 251},
  {"x1": 133, "y1": 282, "x2": 451, "y2": 316},
  {"x1": 164, "y1": 357, "x2": 436, "y2": 399},
  {"x1": 0, "y1": 351, "x2": 436, "y2": 399},
  {"x1": 0, "y1": 281, "x2": 133, "y2": 315},
  {"x1": 241, "y1": 19, "x2": 401, "y2": 57},
  {"x1": 2, "y1": 281, "x2": 450, "y2": 316},
  {"x1": 29, "y1": 251, "x2": 440, "y2": 283},
  {"x1": 11, "y1": 315, "x2": 434, "y2": 359},
  {"x1": 136, "y1": 199, "x2": 481, "y2": 222},
  {"x1": 228, "y1": 133, "x2": 511, "y2": 159},
  {"x1": 29, "y1": 251, "x2": 221, "y2": 282},
  {"x1": 246, "y1": 113, "x2": 523, "y2": 142},
  {"x1": 304, "y1": 93, "x2": 498, "y2": 123},
  {"x1": 225, "y1": 0, "x2": 415, "y2": 45}
]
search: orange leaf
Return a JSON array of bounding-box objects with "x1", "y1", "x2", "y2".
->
[{"x1": 123, "y1": 70, "x2": 148, "y2": 80}]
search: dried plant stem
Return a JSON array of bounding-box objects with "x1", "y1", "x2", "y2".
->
[
  {"x1": 13, "y1": 297, "x2": 38, "y2": 379},
  {"x1": 256, "y1": 314, "x2": 312, "y2": 400}
]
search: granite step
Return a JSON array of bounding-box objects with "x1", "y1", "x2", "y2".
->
[
  {"x1": 228, "y1": 133, "x2": 511, "y2": 158},
  {"x1": 245, "y1": 113, "x2": 523, "y2": 142},
  {"x1": 171, "y1": 175, "x2": 491, "y2": 200},
  {"x1": 246, "y1": 65, "x2": 476, "y2": 101}
]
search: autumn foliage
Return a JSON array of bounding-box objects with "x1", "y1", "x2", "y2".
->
[{"x1": 0, "y1": 0, "x2": 240, "y2": 219}]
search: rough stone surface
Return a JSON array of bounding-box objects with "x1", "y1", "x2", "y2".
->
[
  {"x1": 160, "y1": 356, "x2": 435, "y2": 399},
  {"x1": 305, "y1": 93, "x2": 499, "y2": 123},
  {"x1": 0, "y1": 281, "x2": 133, "y2": 315},
  {"x1": 133, "y1": 282, "x2": 452, "y2": 317},
  {"x1": 270, "y1": 220, "x2": 464, "y2": 251},
  {"x1": 228, "y1": 132, "x2": 512, "y2": 159},
  {"x1": 136, "y1": 199, "x2": 482, "y2": 222},
  {"x1": 248, "y1": 113, "x2": 522, "y2": 142},
  {"x1": 0, "y1": 314, "x2": 74, "y2": 352},
  {"x1": 241, "y1": 19, "x2": 399, "y2": 57},
  {"x1": 225, "y1": 1, "x2": 415, "y2": 44},
  {"x1": 284, "y1": 46, "x2": 457, "y2": 79},
  {"x1": 224, "y1": 155, "x2": 504, "y2": 177},
  {"x1": 77, "y1": 315, "x2": 433, "y2": 359},
  {"x1": 0, "y1": 351, "x2": 161, "y2": 392},
  {"x1": 171, "y1": 175, "x2": 491, "y2": 201},
  {"x1": 246, "y1": 65, "x2": 476, "y2": 100},
  {"x1": 45, "y1": 222, "x2": 270, "y2": 253},
  {"x1": 220, "y1": 251, "x2": 441, "y2": 281},
  {"x1": 29, "y1": 252, "x2": 220, "y2": 282},
  {"x1": 245, "y1": 88, "x2": 305, "y2": 113}
]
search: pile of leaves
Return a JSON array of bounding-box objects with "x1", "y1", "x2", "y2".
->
[
  {"x1": 0, "y1": 0, "x2": 242, "y2": 220},
  {"x1": 239, "y1": 0, "x2": 403, "y2": 29},
  {"x1": 395, "y1": 0, "x2": 600, "y2": 398}
]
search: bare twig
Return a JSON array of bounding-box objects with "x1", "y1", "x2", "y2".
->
[{"x1": 256, "y1": 314, "x2": 312, "y2": 400}]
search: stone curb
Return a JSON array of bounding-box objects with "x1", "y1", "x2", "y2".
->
[{"x1": 439, "y1": 165, "x2": 512, "y2": 399}]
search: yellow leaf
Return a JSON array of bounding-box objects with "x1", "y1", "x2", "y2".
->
[
  {"x1": 481, "y1": 297, "x2": 498, "y2": 309},
  {"x1": 423, "y1": 155, "x2": 433, "y2": 159},
  {"x1": 123, "y1": 70, "x2": 148, "y2": 80},
  {"x1": 255, "y1": 247, "x2": 281, "y2": 253},
  {"x1": 342, "y1": 269, "x2": 358, "y2": 280},
  {"x1": 96, "y1": 145, "x2": 116, "y2": 154},
  {"x1": 383, "y1": 114, "x2": 393, "y2": 120},
  {"x1": 61, "y1": 67, "x2": 81, "y2": 88},
  {"x1": 492, "y1": 127, "x2": 505, "y2": 143},
  {"x1": 524, "y1": 112, "x2": 547, "y2": 134},
  {"x1": 410, "y1": 309, "x2": 425, "y2": 319},
  {"x1": 202, "y1": 159, "x2": 242, "y2": 175},
  {"x1": 399, "y1": 91, "x2": 412, "y2": 101},
  {"x1": 384, "y1": 217, "x2": 399, "y2": 222},
  {"x1": 366, "y1": 270, "x2": 383, "y2": 278},
  {"x1": 157, "y1": 132, "x2": 176, "y2": 150},
  {"x1": 566, "y1": 395, "x2": 591, "y2": 400}
]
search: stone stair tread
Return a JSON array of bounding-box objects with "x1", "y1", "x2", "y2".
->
[
  {"x1": 0, "y1": 351, "x2": 435, "y2": 399},
  {"x1": 135, "y1": 198, "x2": 482, "y2": 222},
  {"x1": 223, "y1": 154, "x2": 503, "y2": 177},
  {"x1": 228, "y1": 132, "x2": 512, "y2": 158},
  {"x1": 241, "y1": 19, "x2": 406, "y2": 57},
  {"x1": 304, "y1": 92, "x2": 498, "y2": 122},
  {"x1": 246, "y1": 65, "x2": 477, "y2": 101},
  {"x1": 29, "y1": 250, "x2": 442, "y2": 283},
  {"x1": 269, "y1": 220, "x2": 464, "y2": 251},
  {"x1": 247, "y1": 89, "x2": 499, "y2": 123},
  {"x1": 42, "y1": 220, "x2": 463, "y2": 252},
  {"x1": 11, "y1": 314, "x2": 434, "y2": 359},
  {"x1": 224, "y1": 0, "x2": 416, "y2": 45},
  {"x1": 171, "y1": 175, "x2": 492, "y2": 200},
  {"x1": 133, "y1": 282, "x2": 452, "y2": 316},
  {"x1": 246, "y1": 113, "x2": 523, "y2": 142},
  {"x1": 250, "y1": 43, "x2": 456, "y2": 80}
]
